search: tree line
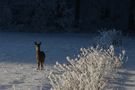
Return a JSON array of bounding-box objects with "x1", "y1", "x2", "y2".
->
[{"x1": 0, "y1": 0, "x2": 134, "y2": 34}]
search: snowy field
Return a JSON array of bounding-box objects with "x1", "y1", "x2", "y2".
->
[
  {"x1": 0, "y1": 32, "x2": 94, "y2": 90},
  {"x1": 0, "y1": 32, "x2": 134, "y2": 90}
]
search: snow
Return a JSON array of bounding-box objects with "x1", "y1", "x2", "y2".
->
[
  {"x1": 108, "y1": 37, "x2": 135, "y2": 90},
  {"x1": 0, "y1": 32, "x2": 93, "y2": 90},
  {"x1": 0, "y1": 32, "x2": 134, "y2": 90},
  {"x1": 0, "y1": 63, "x2": 52, "y2": 90},
  {"x1": 120, "y1": 37, "x2": 135, "y2": 90},
  {"x1": 0, "y1": 32, "x2": 93, "y2": 64}
]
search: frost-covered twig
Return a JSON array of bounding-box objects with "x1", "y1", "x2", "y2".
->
[
  {"x1": 94, "y1": 29, "x2": 122, "y2": 48},
  {"x1": 48, "y1": 45, "x2": 126, "y2": 90}
]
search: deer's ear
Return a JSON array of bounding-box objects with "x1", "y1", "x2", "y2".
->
[
  {"x1": 34, "y1": 42, "x2": 37, "y2": 45},
  {"x1": 39, "y1": 42, "x2": 41, "y2": 45}
]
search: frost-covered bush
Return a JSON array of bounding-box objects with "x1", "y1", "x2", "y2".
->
[
  {"x1": 48, "y1": 45, "x2": 126, "y2": 90},
  {"x1": 94, "y1": 29, "x2": 122, "y2": 48}
]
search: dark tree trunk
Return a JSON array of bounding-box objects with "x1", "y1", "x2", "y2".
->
[
  {"x1": 128, "y1": 0, "x2": 135, "y2": 34},
  {"x1": 74, "y1": 0, "x2": 80, "y2": 27},
  {"x1": 56, "y1": 0, "x2": 64, "y2": 17}
]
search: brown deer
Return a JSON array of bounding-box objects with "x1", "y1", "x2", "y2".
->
[{"x1": 35, "y1": 42, "x2": 45, "y2": 70}]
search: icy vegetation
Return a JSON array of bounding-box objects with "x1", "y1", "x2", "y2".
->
[
  {"x1": 48, "y1": 30, "x2": 127, "y2": 90},
  {"x1": 49, "y1": 45, "x2": 126, "y2": 90},
  {"x1": 94, "y1": 29, "x2": 122, "y2": 48}
]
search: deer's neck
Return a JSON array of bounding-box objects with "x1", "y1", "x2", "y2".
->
[{"x1": 36, "y1": 47, "x2": 40, "y2": 56}]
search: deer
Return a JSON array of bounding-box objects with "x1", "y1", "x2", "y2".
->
[{"x1": 35, "y1": 42, "x2": 45, "y2": 70}]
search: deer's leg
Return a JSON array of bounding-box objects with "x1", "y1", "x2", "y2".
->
[
  {"x1": 40, "y1": 59, "x2": 44, "y2": 70},
  {"x1": 41, "y1": 61, "x2": 44, "y2": 70},
  {"x1": 41, "y1": 64, "x2": 44, "y2": 70},
  {"x1": 37, "y1": 61, "x2": 40, "y2": 70}
]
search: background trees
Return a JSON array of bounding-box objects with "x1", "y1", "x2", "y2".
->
[
  {"x1": 128, "y1": 0, "x2": 135, "y2": 35},
  {"x1": 0, "y1": 0, "x2": 134, "y2": 34}
]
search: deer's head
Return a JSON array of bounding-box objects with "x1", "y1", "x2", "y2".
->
[{"x1": 35, "y1": 42, "x2": 41, "y2": 51}]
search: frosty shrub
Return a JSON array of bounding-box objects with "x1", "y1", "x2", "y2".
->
[
  {"x1": 48, "y1": 45, "x2": 126, "y2": 90},
  {"x1": 94, "y1": 29, "x2": 122, "y2": 48}
]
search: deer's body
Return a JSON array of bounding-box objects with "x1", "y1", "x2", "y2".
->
[{"x1": 35, "y1": 42, "x2": 45, "y2": 70}]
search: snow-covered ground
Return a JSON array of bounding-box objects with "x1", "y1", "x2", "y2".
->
[
  {"x1": 119, "y1": 37, "x2": 135, "y2": 90},
  {"x1": 108, "y1": 36, "x2": 135, "y2": 90},
  {"x1": 0, "y1": 63, "x2": 52, "y2": 90},
  {"x1": 0, "y1": 32, "x2": 94, "y2": 90},
  {"x1": 0, "y1": 32, "x2": 134, "y2": 90},
  {"x1": 0, "y1": 32, "x2": 93, "y2": 64}
]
